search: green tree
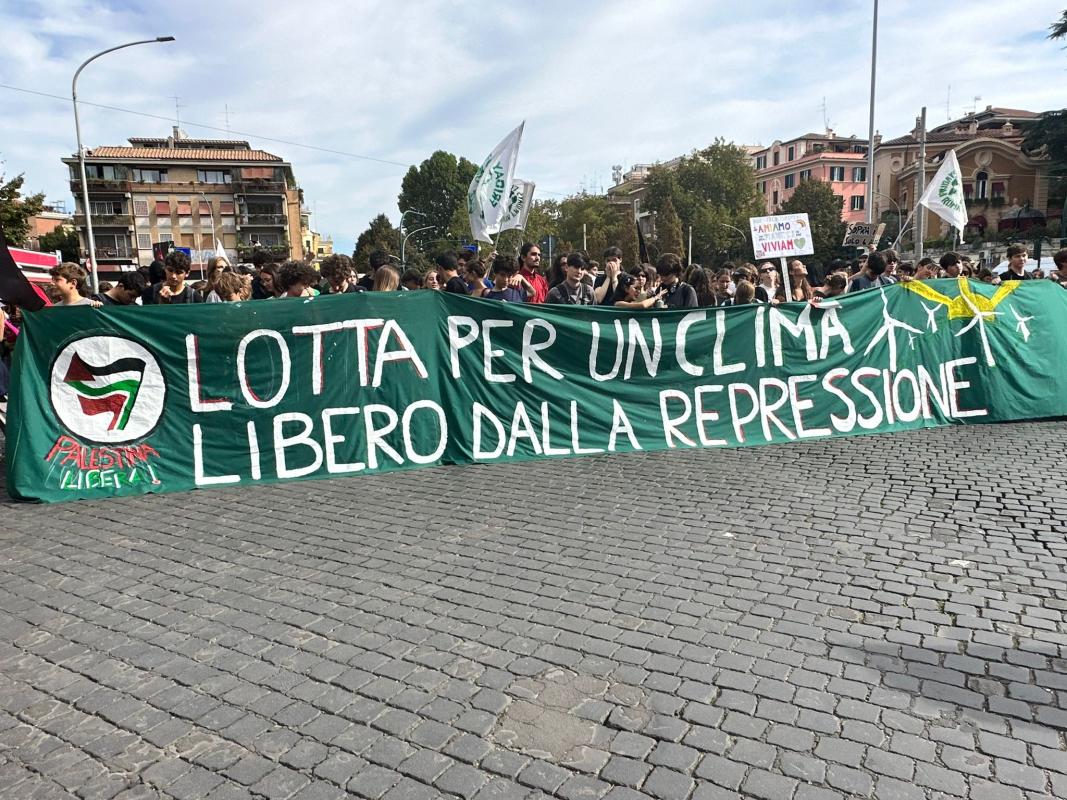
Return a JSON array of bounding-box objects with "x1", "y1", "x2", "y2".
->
[
  {"x1": 397, "y1": 151, "x2": 478, "y2": 253},
  {"x1": 778, "y1": 179, "x2": 846, "y2": 266},
  {"x1": 37, "y1": 226, "x2": 80, "y2": 262},
  {"x1": 0, "y1": 173, "x2": 45, "y2": 245},
  {"x1": 1050, "y1": 9, "x2": 1067, "y2": 40},
  {"x1": 644, "y1": 140, "x2": 764, "y2": 266},
  {"x1": 656, "y1": 197, "x2": 686, "y2": 261},
  {"x1": 551, "y1": 193, "x2": 639, "y2": 269},
  {"x1": 352, "y1": 213, "x2": 399, "y2": 272}
]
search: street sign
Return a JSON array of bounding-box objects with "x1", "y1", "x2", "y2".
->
[{"x1": 749, "y1": 213, "x2": 815, "y2": 260}]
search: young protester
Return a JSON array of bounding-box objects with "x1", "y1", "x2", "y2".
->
[
  {"x1": 92, "y1": 271, "x2": 147, "y2": 305},
  {"x1": 358, "y1": 250, "x2": 393, "y2": 290},
  {"x1": 1001, "y1": 244, "x2": 1031, "y2": 281},
  {"x1": 848, "y1": 251, "x2": 890, "y2": 293},
  {"x1": 202, "y1": 257, "x2": 231, "y2": 302},
  {"x1": 755, "y1": 263, "x2": 778, "y2": 303},
  {"x1": 545, "y1": 253, "x2": 595, "y2": 305},
  {"x1": 688, "y1": 268, "x2": 717, "y2": 308},
  {"x1": 546, "y1": 253, "x2": 569, "y2": 289},
  {"x1": 279, "y1": 260, "x2": 321, "y2": 297},
  {"x1": 50, "y1": 263, "x2": 95, "y2": 306},
  {"x1": 519, "y1": 243, "x2": 549, "y2": 303},
  {"x1": 712, "y1": 269, "x2": 733, "y2": 306},
  {"x1": 465, "y1": 260, "x2": 492, "y2": 297},
  {"x1": 437, "y1": 253, "x2": 470, "y2": 294},
  {"x1": 214, "y1": 271, "x2": 245, "y2": 302},
  {"x1": 484, "y1": 257, "x2": 528, "y2": 302},
  {"x1": 320, "y1": 254, "x2": 362, "y2": 294},
  {"x1": 939, "y1": 251, "x2": 962, "y2": 278},
  {"x1": 144, "y1": 251, "x2": 203, "y2": 304},
  {"x1": 609, "y1": 273, "x2": 664, "y2": 309},
  {"x1": 593, "y1": 246, "x2": 624, "y2": 305},
  {"x1": 815, "y1": 272, "x2": 848, "y2": 299},
  {"x1": 656, "y1": 253, "x2": 698, "y2": 309},
  {"x1": 400, "y1": 269, "x2": 424, "y2": 291},
  {"x1": 729, "y1": 280, "x2": 756, "y2": 305},
  {"x1": 256, "y1": 263, "x2": 282, "y2": 298},
  {"x1": 777, "y1": 260, "x2": 814, "y2": 301},
  {"x1": 372, "y1": 265, "x2": 401, "y2": 291},
  {"x1": 423, "y1": 271, "x2": 440, "y2": 290}
]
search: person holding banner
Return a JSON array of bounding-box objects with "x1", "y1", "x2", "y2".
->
[
  {"x1": 545, "y1": 253, "x2": 595, "y2": 305},
  {"x1": 609, "y1": 273, "x2": 664, "y2": 309},
  {"x1": 1001, "y1": 244, "x2": 1032, "y2": 282},
  {"x1": 655, "y1": 254, "x2": 698, "y2": 309}
]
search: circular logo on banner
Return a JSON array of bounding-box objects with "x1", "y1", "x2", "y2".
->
[{"x1": 49, "y1": 336, "x2": 167, "y2": 444}]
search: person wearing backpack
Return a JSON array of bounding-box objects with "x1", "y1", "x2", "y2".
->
[{"x1": 144, "y1": 251, "x2": 203, "y2": 304}]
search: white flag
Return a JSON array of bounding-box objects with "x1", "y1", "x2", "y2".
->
[
  {"x1": 468, "y1": 122, "x2": 525, "y2": 243},
  {"x1": 214, "y1": 238, "x2": 230, "y2": 265},
  {"x1": 918, "y1": 149, "x2": 968, "y2": 235},
  {"x1": 497, "y1": 180, "x2": 536, "y2": 233}
]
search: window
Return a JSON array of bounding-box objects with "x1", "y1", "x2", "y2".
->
[
  {"x1": 975, "y1": 171, "x2": 988, "y2": 200},
  {"x1": 154, "y1": 200, "x2": 171, "y2": 216},
  {"x1": 197, "y1": 169, "x2": 231, "y2": 184},
  {"x1": 773, "y1": 151, "x2": 780, "y2": 166},
  {"x1": 850, "y1": 195, "x2": 865, "y2": 211},
  {"x1": 799, "y1": 169, "x2": 812, "y2": 183},
  {"x1": 93, "y1": 233, "x2": 131, "y2": 256},
  {"x1": 852, "y1": 167, "x2": 867, "y2": 182},
  {"x1": 963, "y1": 183, "x2": 973, "y2": 200},
  {"x1": 176, "y1": 201, "x2": 193, "y2": 216},
  {"x1": 198, "y1": 201, "x2": 212, "y2": 215},
  {"x1": 755, "y1": 155, "x2": 767, "y2": 170},
  {"x1": 89, "y1": 200, "x2": 123, "y2": 216},
  {"x1": 784, "y1": 173, "x2": 796, "y2": 189},
  {"x1": 787, "y1": 145, "x2": 795, "y2": 161},
  {"x1": 219, "y1": 201, "x2": 235, "y2": 215},
  {"x1": 829, "y1": 166, "x2": 845, "y2": 181},
  {"x1": 158, "y1": 233, "x2": 173, "y2": 243},
  {"x1": 758, "y1": 181, "x2": 767, "y2": 194},
  {"x1": 991, "y1": 180, "x2": 1005, "y2": 200},
  {"x1": 772, "y1": 190, "x2": 779, "y2": 206},
  {"x1": 85, "y1": 165, "x2": 117, "y2": 180},
  {"x1": 243, "y1": 233, "x2": 282, "y2": 246},
  {"x1": 137, "y1": 233, "x2": 152, "y2": 249},
  {"x1": 133, "y1": 200, "x2": 149, "y2": 217},
  {"x1": 132, "y1": 168, "x2": 166, "y2": 183}
]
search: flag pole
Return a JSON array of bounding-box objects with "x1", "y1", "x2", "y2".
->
[{"x1": 865, "y1": 0, "x2": 878, "y2": 224}]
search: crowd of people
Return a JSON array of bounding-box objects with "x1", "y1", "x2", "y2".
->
[{"x1": 1, "y1": 242, "x2": 1066, "y2": 404}]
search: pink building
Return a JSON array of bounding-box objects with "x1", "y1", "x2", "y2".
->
[{"x1": 751, "y1": 130, "x2": 870, "y2": 223}]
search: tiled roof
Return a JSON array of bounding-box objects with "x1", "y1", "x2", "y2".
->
[
  {"x1": 127, "y1": 137, "x2": 252, "y2": 147},
  {"x1": 84, "y1": 147, "x2": 282, "y2": 162},
  {"x1": 879, "y1": 130, "x2": 1022, "y2": 147},
  {"x1": 984, "y1": 107, "x2": 1040, "y2": 118}
]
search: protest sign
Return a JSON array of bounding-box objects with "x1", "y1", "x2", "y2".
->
[
  {"x1": 7, "y1": 280, "x2": 1067, "y2": 503},
  {"x1": 842, "y1": 222, "x2": 886, "y2": 248},
  {"x1": 749, "y1": 213, "x2": 815, "y2": 259}
]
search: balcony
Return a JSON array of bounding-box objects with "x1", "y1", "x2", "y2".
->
[
  {"x1": 239, "y1": 213, "x2": 287, "y2": 226},
  {"x1": 74, "y1": 213, "x2": 134, "y2": 228},
  {"x1": 70, "y1": 178, "x2": 133, "y2": 193},
  {"x1": 233, "y1": 179, "x2": 286, "y2": 195},
  {"x1": 237, "y1": 242, "x2": 289, "y2": 258},
  {"x1": 93, "y1": 243, "x2": 135, "y2": 260}
]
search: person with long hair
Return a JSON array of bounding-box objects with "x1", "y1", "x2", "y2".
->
[
  {"x1": 777, "y1": 260, "x2": 814, "y2": 302},
  {"x1": 372, "y1": 265, "x2": 401, "y2": 291},
  {"x1": 257, "y1": 262, "x2": 282, "y2": 298},
  {"x1": 546, "y1": 253, "x2": 568, "y2": 289},
  {"x1": 688, "y1": 267, "x2": 717, "y2": 307},
  {"x1": 609, "y1": 273, "x2": 664, "y2": 309}
]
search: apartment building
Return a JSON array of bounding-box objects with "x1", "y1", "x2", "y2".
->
[
  {"x1": 750, "y1": 131, "x2": 870, "y2": 223},
  {"x1": 62, "y1": 127, "x2": 303, "y2": 277},
  {"x1": 873, "y1": 107, "x2": 1051, "y2": 242}
]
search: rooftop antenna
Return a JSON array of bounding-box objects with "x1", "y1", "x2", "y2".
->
[
  {"x1": 969, "y1": 95, "x2": 981, "y2": 116},
  {"x1": 945, "y1": 85, "x2": 951, "y2": 121},
  {"x1": 819, "y1": 96, "x2": 833, "y2": 131},
  {"x1": 223, "y1": 103, "x2": 233, "y2": 134},
  {"x1": 171, "y1": 95, "x2": 184, "y2": 127}
]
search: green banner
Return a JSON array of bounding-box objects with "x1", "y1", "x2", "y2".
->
[{"x1": 6, "y1": 279, "x2": 1067, "y2": 503}]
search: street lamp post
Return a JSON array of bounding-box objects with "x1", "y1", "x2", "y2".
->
[
  {"x1": 73, "y1": 36, "x2": 175, "y2": 292},
  {"x1": 401, "y1": 226, "x2": 434, "y2": 267},
  {"x1": 716, "y1": 222, "x2": 749, "y2": 258},
  {"x1": 399, "y1": 209, "x2": 426, "y2": 254},
  {"x1": 872, "y1": 191, "x2": 902, "y2": 242}
]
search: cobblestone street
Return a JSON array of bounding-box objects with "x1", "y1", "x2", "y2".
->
[{"x1": 2, "y1": 421, "x2": 1067, "y2": 800}]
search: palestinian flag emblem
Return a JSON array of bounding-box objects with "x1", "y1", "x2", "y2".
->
[{"x1": 50, "y1": 336, "x2": 166, "y2": 444}]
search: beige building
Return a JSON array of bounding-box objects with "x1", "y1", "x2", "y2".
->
[
  {"x1": 873, "y1": 107, "x2": 1049, "y2": 244},
  {"x1": 300, "y1": 209, "x2": 334, "y2": 265},
  {"x1": 62, "y1": 128, "x2": 304, "y2": 276}
]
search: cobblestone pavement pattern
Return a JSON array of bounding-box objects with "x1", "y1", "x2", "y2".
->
[{"x1": 2, "y1": 421, "x2": 1067, "y2": 800}]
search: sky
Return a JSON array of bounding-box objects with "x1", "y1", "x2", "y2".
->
[{"x1": 1, "y1": 0, "x2": 1065, "y2": 255}]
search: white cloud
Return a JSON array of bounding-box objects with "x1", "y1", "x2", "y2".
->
[{"x1": 0, "y1": 0, "x2": 1064, "y2": 255}]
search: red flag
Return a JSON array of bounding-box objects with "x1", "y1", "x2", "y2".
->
[{"x1": 0, "y1": 222, "x2": 49, "y2": 311}]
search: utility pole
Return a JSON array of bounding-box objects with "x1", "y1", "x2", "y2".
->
[
  {"x1": 687, "y1": 226, "x2": 692, "y2": 265},
  {"x1": 865, "y1": 0, "x2": 878, "y2": 224},
  {"x1": 916, "y1": 107, "x2": 927, "y2": 259}
]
